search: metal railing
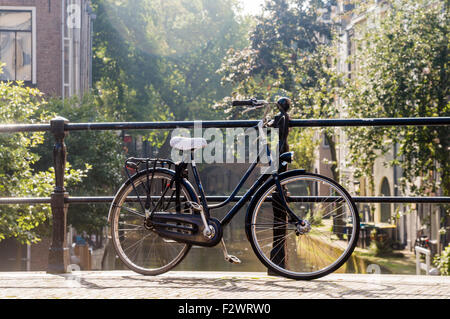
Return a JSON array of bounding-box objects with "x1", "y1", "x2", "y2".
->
[
  {"x1": 0, "y1": 116, "x2": 449, "y2": 273},
  {"x1": 415, "y1": 246, "x2": 432, "y2": 275},
  {"x1": 2, "y1": 116, "x2": 450, "y2": 133}
]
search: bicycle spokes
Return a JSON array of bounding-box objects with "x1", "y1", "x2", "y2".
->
[
  {"x1": 249, "y1": 173, "x2": 358, "y2": 278},
  {"x1": 111, "y1": 171, "x2": 194, "y2": 275}
]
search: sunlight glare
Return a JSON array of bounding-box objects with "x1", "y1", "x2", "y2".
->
[{"x1": 239, "y1": 0, "x2": 265, "y2": 16}]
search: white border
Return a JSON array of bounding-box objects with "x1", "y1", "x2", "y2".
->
[{"x1": 0, "y1": 6, "x2": 37, "y2": 84}]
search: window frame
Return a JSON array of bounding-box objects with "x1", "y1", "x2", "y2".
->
[
  {"x1": 0, "y1": 6, "x2": 36, "y2": 84},
  {"x1": 322, "y1": 132, "x2": 330, "y2": 148}
]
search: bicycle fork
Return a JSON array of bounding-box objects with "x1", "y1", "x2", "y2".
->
[{"x1": 273, "y1": 173, "x2": 311, "y2": 235}]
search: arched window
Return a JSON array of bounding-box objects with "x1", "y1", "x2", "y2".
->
[{"x1": 380, "y1": 177, "x2": 391, "y2": 223}]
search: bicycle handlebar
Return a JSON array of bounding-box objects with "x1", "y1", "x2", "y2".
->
[
  {"x1": 232, "y1": 99, "x2": 254, "y2": 106},
  {"x1": 231, "y1": 99, "x2": 268, "y2": 107},
  {"x1": 232, "y1": 97, "x2": 291, "y2": 115}
]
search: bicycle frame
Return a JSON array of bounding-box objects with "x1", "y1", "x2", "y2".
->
[
  {"x1": 192, "y1": 148, "x2": 271, "y2": 226},
  {"x1": 129, "y1": 117, "x2": 302, "y2": 238},
  {"x1": 186, "y1": 126, "x2": 301, "y2": 228}
]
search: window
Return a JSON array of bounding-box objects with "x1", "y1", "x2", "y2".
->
[
  {"x1": 379, "y1": 177, "x2": 392, "y2": 223},
  {"x1": 0, "y1": 9, "x2": 34, "y2": 82},
  {"x1": 347, "y1": 29, "x2": 354, "y2": 79},
  {"x1": 322, "y1": 132, "x2": 330, "y2": 148}
]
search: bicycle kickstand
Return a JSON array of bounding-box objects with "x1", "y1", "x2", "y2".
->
[{"x1": 220, "y1": 239, "x2": 241, "y2": 264}]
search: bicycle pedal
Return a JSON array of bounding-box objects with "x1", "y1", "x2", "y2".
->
[{"x1": 225, "y1": 255, "x2": 241, "y2": 264}]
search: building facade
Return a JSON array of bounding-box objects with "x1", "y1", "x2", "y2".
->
[
  {"x1": 0, "y1": 0, "x2": 95, "y2": 98},
  {"x1": 316, "y1": 0, "x2": 447, "y2": 255},
  {"x1": 0, "y1": 0, "x2": 94, "y2": 271}
]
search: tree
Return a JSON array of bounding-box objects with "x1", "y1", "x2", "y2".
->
[
  {"x1": 217, "y1": 0, "x2": 341, "y2": 176},
  {"x1": 34, "y1": 94, "x2": 125, "y2": 240},
  {"x1": 217, "y1": 0, "x2": 344, "y2": 240},
  {"x1": 92, "y1": 0, "x2": 250, "y2": 122},
  {"x1": 91, "y1": 0, "x2": 251, "y2": 158},
  {"x1": 0, "y1": 65, "x2": 87, "y2": 244},
  {"x1": 342, "y1": 0, "x2": 449, "y2": 198}
]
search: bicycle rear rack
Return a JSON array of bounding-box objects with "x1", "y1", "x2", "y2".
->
[
  {"x1": 124, "y1": 157, "x2": 176, "y2": 177},
  {"x1": 123, "y1": 157, "x2": 178, "y2": 213}
]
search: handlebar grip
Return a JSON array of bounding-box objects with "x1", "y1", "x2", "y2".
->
[{"x1": 232, "y1": 100, "x2": 255, "y2": 106}]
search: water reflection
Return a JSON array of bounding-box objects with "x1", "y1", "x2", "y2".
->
[{"x1": 103, "y1": 202, "x2": 381, "y2": 274}]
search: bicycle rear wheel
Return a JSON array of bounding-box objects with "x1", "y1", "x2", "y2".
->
[
  {"x1": 109, "y1": 169, "x2": 198, "y2": 275},
  {"x1": 246, "y1": 171, "x2": 359, "y2": 280}
]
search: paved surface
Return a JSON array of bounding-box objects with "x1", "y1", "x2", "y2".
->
[{"x1": 0, "y1": 271, "x2": 448, "y2": 299}]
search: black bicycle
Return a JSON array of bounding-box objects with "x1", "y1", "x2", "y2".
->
[
  {"x1": 108, "y1": 98, "x2": 360, "y2": 280},
  {"x1": 414, "y1": 228, "x2": 431, "y2": 253}
]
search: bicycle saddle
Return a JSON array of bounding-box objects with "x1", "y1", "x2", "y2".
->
[{"x1": 170, "y1": 136, "x2": 207, "y2": 151}]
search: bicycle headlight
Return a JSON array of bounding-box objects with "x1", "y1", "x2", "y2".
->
[{"x1": 280, "y1": 151, "x2": 294, "y2": 164}]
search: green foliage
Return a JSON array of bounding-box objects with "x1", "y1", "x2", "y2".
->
[
  {"x1": 219, "y1": 0, "x2": 334, "y2": 91},
  {"x1": 305, "y1": 209, "x2": 323, "y2": 227},
  {"x1": 434, "y1": 244, "x2": 450, "y2": 276},
  {"x1": 91, "y1": 0, "x2": 251, "y2": 160},
  {"x1": 288, "y1": 128, "x2": 318, "y2": 171},
  {"x1": 219, "y1": 0, "x2": 338, "y2": 108},
  {"x1": 33, "y1": 94, "x2": 125, "y2": 235},
  {"x1": 217, "y1": 0, "x2": 339, "y2": 177},
  {"x1": 0, "y1": 67, "x2": 87, "y2": 243},
  {"x1": 0, "y1": 1, "x2": 251, "y2": 240},
  {"x1": 368, "y1": 229, "x2": 393, "y2": 257},
  {"x1": 342, "y1": 0, "x2": 450, "y2": 196},
  {"x1": 92, "y1": 0, "x2": 249, "y2": 124}
]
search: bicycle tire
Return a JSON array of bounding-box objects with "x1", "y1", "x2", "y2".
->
[
  {"x1": 109, "y1": 168, "x2": 199, "y2": 275},
  {"x1": 245, "y1": 170, "x2": 360, "y2": 280}
]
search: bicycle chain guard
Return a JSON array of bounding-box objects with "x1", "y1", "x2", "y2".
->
[{"x1": 149, "y1": 213, "x2": 223, "y2": 247}]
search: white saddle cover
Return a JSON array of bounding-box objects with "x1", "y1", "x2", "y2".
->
[{"x1": 170, "y1": 136, "x2": 207, "y2": 151}]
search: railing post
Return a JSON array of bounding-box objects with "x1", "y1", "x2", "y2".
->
[
  {"x1": 47, "y1": 116, "x2": 70, "y2": 274},
  {"x1": 269, "y1": 98, "x2": 291, "y2": 275},
  {"x1": 415, "y1": 246, "x2": 431, "y2": 275}
]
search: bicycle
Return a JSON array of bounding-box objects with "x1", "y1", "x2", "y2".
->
[
  {"x1": 108, "y1": 98, "x2": 360, "y2": 280},
  {"x1": 414, "y1": 228, "x2": 431, "y2": 253}
]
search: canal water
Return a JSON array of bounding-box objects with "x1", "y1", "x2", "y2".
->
[{"x1": 102, "y1": 203, "x2": 384, "y2": 274}]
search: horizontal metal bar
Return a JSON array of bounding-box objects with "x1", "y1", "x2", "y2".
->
[
  {"x1": 1, "y1": 196, "x2": 449, "y2": 205},
  {"x1": 0, "y1": 124, "x2": 51, "y2": 133},
  {"x1": 66, "y1": 196, "x2": 113, "y2": 203},
  {"x1": 67, "y1": 117, "x2": 450, "y2": 131},
  {"x1": 353, "y1": 196, "x2": 450, "y2": 203},
  {"x1": 289, "y1": 117, "x2": 450, "y2": 127},
  {"x1": 65, "y1": 120, "x2": 260, "y2": 131},
  {"x1": 0, "y1": 197, "x2": 51, "y2": 204},
  {"x1": 196, "y1": 196, "x2": 450, "y2": 204},
  {"x1": 1, "y1": 117, "x2": 449, "y2": 133}
]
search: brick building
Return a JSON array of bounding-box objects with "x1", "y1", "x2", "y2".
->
[
  {"x1": 0, "y1": 0, "x2": 94, "y2": 98},
  {"x1": 0, "y1": 0, "x2": 94, "y2": 271}
]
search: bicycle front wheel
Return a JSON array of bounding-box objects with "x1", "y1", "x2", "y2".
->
[{"x1": 246, "y1": 171, "x2": 359, "y2": 280}]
